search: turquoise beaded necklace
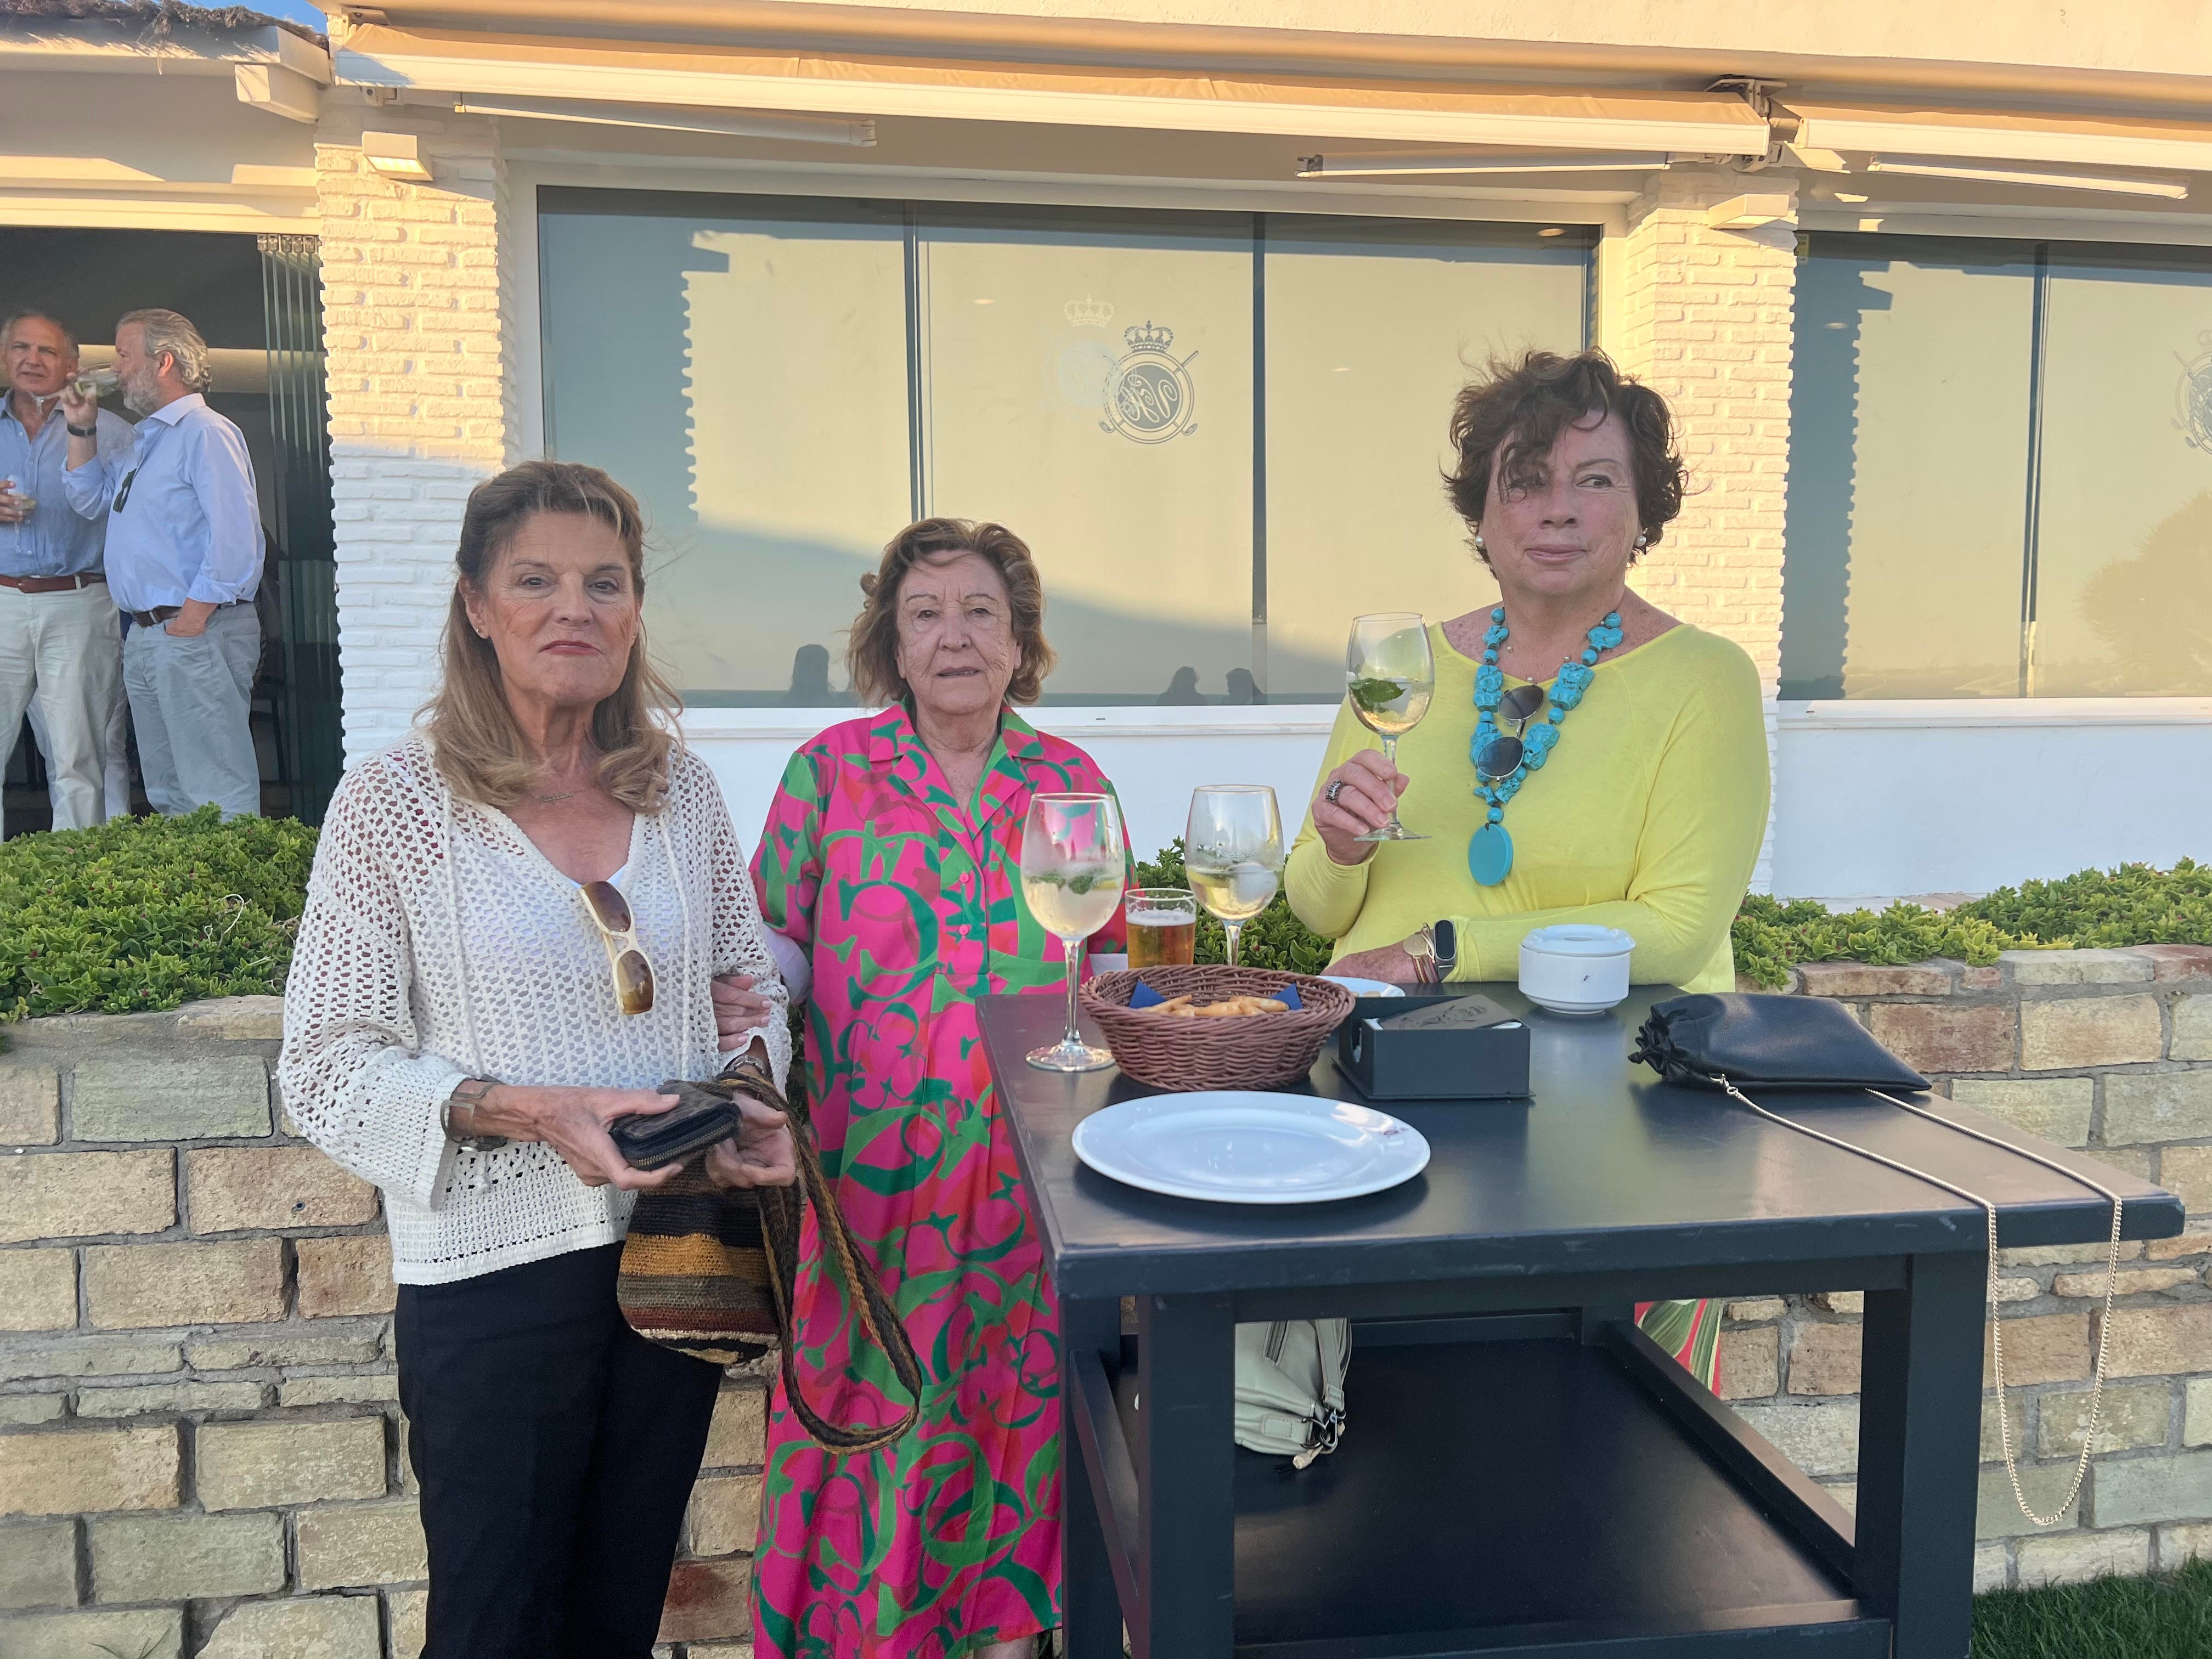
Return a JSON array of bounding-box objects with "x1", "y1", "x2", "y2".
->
[{"x1": 1467, "y1": 605, "x2": 1624, "y2": 887}]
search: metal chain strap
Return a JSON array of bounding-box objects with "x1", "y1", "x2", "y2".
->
[{"x1": 1718, "y1": 1079, "x2": 2126, "y2": 1528}]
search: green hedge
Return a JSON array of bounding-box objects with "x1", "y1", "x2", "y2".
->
[
  {"x1": 0, "y1": 808, "x2": 318, "y2": 1019},
  {"x1": 1731, "y1": 858, "x2": 2212, "y2": 989},
  {"x1": 3, "y1": 811, "x2": 2205, "y2": 1019},
  {"x1": 1133, "y1": 840, "x2": 2212, "y2": 990}
]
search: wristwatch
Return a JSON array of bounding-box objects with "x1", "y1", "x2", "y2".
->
[
  {"x1": 66, "y1": 422, "x2": 97, "y2": 438},
  {"x1": 1401, "y1": 921, "x2": 1459, "y2": 986},
  {"x1": 441, "y1": 1076, "x2": 508, "y2": 1152}
]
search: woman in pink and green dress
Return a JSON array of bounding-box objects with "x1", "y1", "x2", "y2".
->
[{"x1": 744, "y1": 517, "x2": 1126, "y2": 1659}]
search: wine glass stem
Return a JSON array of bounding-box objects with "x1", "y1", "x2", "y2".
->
[
  {"x1": 1062, "y1": 941, "x2": 1084, "y2": 1051},
  {"x1": 1224, "y1": 921, "x2": 1243, "y2": 969},
  {"x1": 1380, "y1": 735, "x2": 1401, "y2": 829}
]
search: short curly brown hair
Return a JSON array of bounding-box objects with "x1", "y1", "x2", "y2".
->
[
  {"x1": 847, "y1": 517, "x2": 1056, "y2": 706},
  {"x1": 1443, "y1": 349, "x2": 1685, "y2": 562}
]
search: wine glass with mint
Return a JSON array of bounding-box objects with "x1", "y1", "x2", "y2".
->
[{"x1": 1345, "y1": 612, "x2": 1434, "y2": 842}]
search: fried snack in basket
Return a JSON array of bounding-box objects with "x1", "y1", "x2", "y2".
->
[{"x1": 1150, "y1": 994, "x2": 1290, "y2": 1019}]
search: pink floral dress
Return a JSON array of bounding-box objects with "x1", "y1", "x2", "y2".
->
[{"x1": 748, "y1": 705, "x2": 1126, "y2": 1658}]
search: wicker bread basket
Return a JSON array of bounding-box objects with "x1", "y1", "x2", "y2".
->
[{"x1": 1081, "y1": 967, "x2": 1355, "y2": 1092}]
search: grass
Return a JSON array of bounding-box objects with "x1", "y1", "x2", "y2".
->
[{"x1": 1972, "y1": 1560, "x2": 2212, "y2": 1658}]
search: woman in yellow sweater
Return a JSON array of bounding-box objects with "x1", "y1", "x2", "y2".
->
[
  {"x1": 1287, "y1": 349, "x2": 1767, "y2": 1387},
  {"x1": 1290, "y1": 348, "x2": 1768, "y2": 997}
]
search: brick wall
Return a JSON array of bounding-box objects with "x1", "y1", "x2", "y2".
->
[
  {"x1": 1602, "y1": 168, "x2": 1795, "y2": 891},
  {"x1": 1605, "y1": 168, "x2": 1795, "y2": 688},
  {"x1": 7, "y1": 958, "x2": 2209, "y2": 1641},
  {"x1": 315, "y1": 110, "x2": 513, "y2": 767},
  {"x1": 1722, "y1": 944, "x2": 2212, "y2": 1590},
  {"x1": 0, "y1": 1002, "x2": 761, "y2": 1658}
]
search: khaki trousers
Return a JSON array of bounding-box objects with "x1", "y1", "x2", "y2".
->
[{"x1": 0, "y1": 582, "x2": 123, "y2": 833}]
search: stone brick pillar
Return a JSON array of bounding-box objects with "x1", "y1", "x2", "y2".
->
[
  {"x1": 314, "y1": 109, "x2": 514, "y2": 764},
  {"x1": 1600, "y1": 170, "x2": 1798, "y2": 889}
]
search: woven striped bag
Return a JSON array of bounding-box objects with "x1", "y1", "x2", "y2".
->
[{"x1": 617, "y1": 1068, "x2": 924, "y2": 1455}]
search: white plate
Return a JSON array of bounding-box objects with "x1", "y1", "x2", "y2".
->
[
  {"x1": 1319, "y1": 975, "x2": 1407, "y2": 998},
  {"x1": 1073, "y1": 1091, "x2": 1430, "y2": 1204}
]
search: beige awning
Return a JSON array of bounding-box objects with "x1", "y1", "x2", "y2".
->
[
  {"x1": 336, "y1": 24, "x2": 1772, "y2": 154},
  {"x1": 1790, "y1": 100, "x2": 2212, "y2": 174}
]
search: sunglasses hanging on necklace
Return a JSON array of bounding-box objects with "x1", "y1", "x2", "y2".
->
[{"x1": 1467, "y1": 606, "x2": 1624, "y2": 887}]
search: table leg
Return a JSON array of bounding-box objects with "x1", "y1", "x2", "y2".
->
[
  {"x1": 1135, "y1": 1293, "x2": 1236, "y2": 1659},
  {"x1": 1062, "y1": 1293, "x2": 1122, "y2": 1659},
  {"x1": 1855, "y1": 1249, "x2": 1985, "y2": 1659}
]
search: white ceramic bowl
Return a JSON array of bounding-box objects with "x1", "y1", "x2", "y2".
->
[{"x1": 1519, "y1": 924, "x2": 1635, "y2": 1014}]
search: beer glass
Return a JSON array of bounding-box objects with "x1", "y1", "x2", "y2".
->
[
  {"x1": 1126, "y1": 888, "x2": 1197, "y2": 969},
  {"x1": 1020, "y1": 793, "x2": 1126, "y2": 1072}
]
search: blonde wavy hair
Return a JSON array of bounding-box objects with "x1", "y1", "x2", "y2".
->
[{"x1": 422, "y1": 461, "x2": 682, "y2": 811}]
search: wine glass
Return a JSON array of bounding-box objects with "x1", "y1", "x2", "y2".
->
[
  {"x1": 1184, "y1": 785, "x2": 1285, "y2": 968},
  {"x1": 1345, "y1": 612, "x2": 1435, "y2": 842},
  {"x1": 1020, "y1": 793, "x2": 1127, "y2": 1073}
]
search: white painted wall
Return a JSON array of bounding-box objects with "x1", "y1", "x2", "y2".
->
[
  {"x1": 1770, "y1": 700, "x2": 2212, "y2": 903},
  {"x1": 681, "y1": 706, "x2": 1334, "y2": 863}
]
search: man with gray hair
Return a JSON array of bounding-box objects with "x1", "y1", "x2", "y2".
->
[
  {"x1": 61, "y1": 308, "x2": 263, "y2": 819},
  {"x1": 0, "y1": 309, "x2": 133, "y2": 831}
]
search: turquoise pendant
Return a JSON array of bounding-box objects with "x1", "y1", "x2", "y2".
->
[{"x1": 1468, "y1": 822, "x2": 1514, "y2": 887}]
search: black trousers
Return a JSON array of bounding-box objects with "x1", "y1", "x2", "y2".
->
[{"x1": 395, "y1": 1242, "x2": 724, "y2": 1659}]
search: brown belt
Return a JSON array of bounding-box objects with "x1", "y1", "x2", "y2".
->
[
  {"x1": 0, "y1": 572, "x2": 104, "y2": 595},
  {"x1": 128, "y1": 600, "x2": 244, "y2": 628}
]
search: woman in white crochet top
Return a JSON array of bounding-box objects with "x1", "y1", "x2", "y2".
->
[{"x1": 280, "y1": 461, "x2": 797, "y2": 1659}]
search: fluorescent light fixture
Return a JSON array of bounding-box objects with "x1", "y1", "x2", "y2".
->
[
  {"x1": 453, "y1": 93, "x2": 875, "y2": 147},
  {"x1": 360, "y1": 129, "x2": 432, "y2": 179},
  {"x1": 1865, "y1": 154, "x2": 2187, "y2": 200},
  {"x1": 1296, "y1": 150, "x2": 1669, "y2": 178}
]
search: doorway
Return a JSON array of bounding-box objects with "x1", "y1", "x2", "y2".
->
[{"x1": 1, "y1": 225, "x2": 341, "y2": 829}]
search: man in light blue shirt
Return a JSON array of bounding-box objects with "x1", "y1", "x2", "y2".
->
[
  {"x1": 0, "y1": 311, "x2": 134, "y2": 831},
  {"x1": 62, "y1": 308, "x2": 264, "y2": 819}
]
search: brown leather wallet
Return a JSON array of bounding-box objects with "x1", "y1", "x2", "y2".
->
[{"x1": 608, "y1": 1087, "x2": 746, "y2": 1171}]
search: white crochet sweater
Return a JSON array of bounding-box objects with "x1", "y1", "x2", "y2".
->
[{"x1": 280, "y1": 736, "x2": 791, "y2": 1285}]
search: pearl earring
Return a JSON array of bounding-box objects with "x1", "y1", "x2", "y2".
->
[
  {"x1": 1474, "y1": 529, "x2": 1487, "y2": 555},
  {"x1": 1634, "y1": 532, "x2": 1649, "y2": 549}
]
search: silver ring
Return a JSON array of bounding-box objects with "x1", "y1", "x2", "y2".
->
[{"x1": 1324, "y1": 781, "x2": 1345, "y2": 804}]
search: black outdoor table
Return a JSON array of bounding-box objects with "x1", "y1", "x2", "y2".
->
[{"x1": 978, "y1": 984, "x2": 2185, "y2": 1659}]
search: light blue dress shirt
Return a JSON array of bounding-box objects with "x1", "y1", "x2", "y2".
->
[
  {"x1": 0, "y1": 397, "x2": 132, "y2": 580},
  {"x1": 63, "y1": 392, "x2": 262, "y2": 613}
]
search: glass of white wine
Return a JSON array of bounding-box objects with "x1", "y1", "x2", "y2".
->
[
  {"x1": 1020, "y1": 793, "x2": 1127, "y2": 1073},
  {"x1": 1345, "y1": 612, "x2": 1435, "y2": 842},
  {"x1": 1184, "y1": 785, "x2": 1285, "y2": 969}
]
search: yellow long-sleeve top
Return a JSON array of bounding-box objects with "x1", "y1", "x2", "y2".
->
[{"x1": 1286, "y1": 621, "x2": 1769, "y2": 994}]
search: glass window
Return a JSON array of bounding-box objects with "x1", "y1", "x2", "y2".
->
[
  {"x1": 2033, "y1": 250, "x2": 2212, "y2": 697},
  {"x1": 540, "y1": 189, "x2": 1591, "y2": 705},
  {"x1": 541, "y1": 194, "x2": 908, "y2": 704},
  {"x1": 1781, "y1": 236, "x2": 2037, "y2": 699},
  {"x1": 1262, "y1": 218, "x2": 1590, "y2": 699},
  {"x1": 917, "y1": 209, "x2": 1255, "y2": 705},
  {"x1": 1782, "y1": 231, "x2": 2212, "y2": 700}
]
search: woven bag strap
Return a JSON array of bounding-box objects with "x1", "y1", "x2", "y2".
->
[{"x1": 714, "y1": 1071, "x2": 926, "y2": 1455}]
